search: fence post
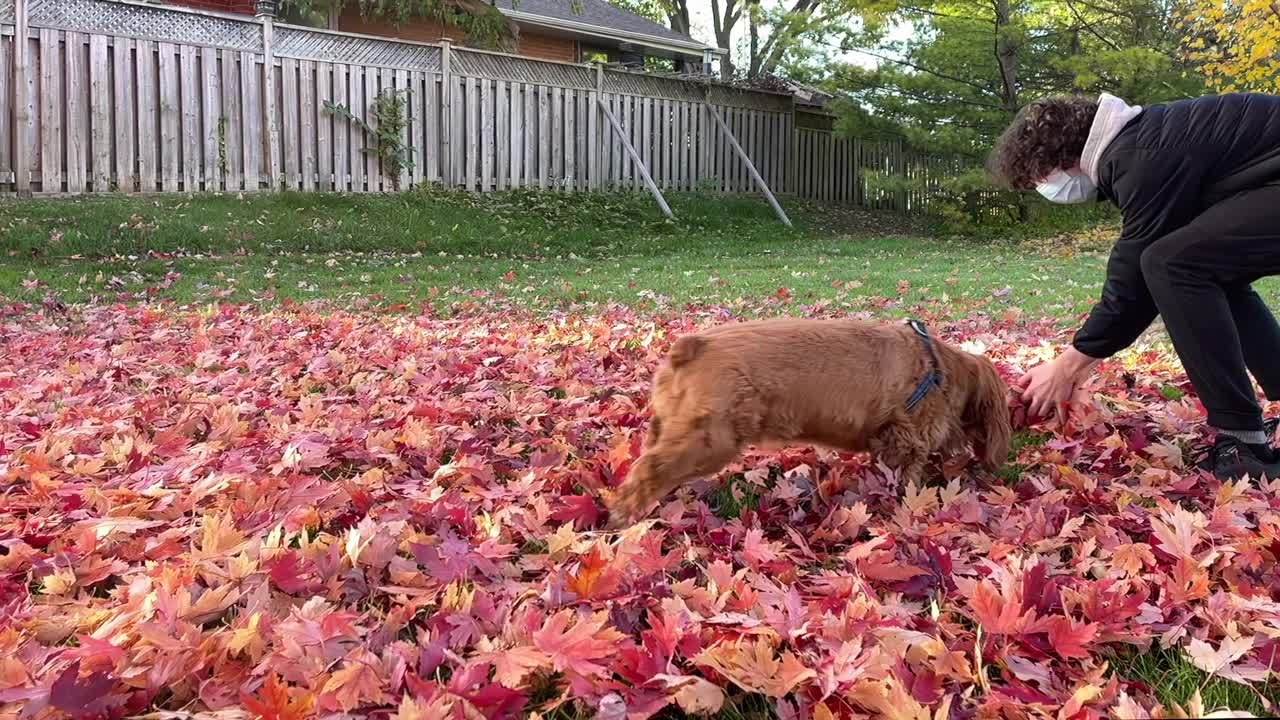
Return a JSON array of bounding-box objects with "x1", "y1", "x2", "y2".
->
[
  {"x1": 258, "y1": 2, "x2": 280, "y2": 190},
  {"x1": 707, "y1": 104, "x2": 791, "y2": 227},
  {"x1": 701, "y1": 87, "x2": 713, "y2": 189},
  {"x1": 597, "y1": 95, "x2": 672, "y2": 219},
  {"x1": 895, "y1": 139, "x2": 908, "y2": 212},
  {"x1": 13, "y1": 0, "x2": 29, "y2": 194},
  {"x1": 440, "y1": 39, "x2": 452, "y2": 187},
  {"x1": 786, "y1": 98, "x2": 797, "y2": 197},
  {"x1": 593, "y1": 63, "x2": 603, "y2": 191}
]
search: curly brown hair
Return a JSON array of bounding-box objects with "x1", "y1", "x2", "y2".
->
[{"x1": 987, "y1": 96, "x2": 1098, "y2": 190}]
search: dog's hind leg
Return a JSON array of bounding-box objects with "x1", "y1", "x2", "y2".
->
[{"x1": 607, "y1": 418, "x2": 741, "y2": 529}]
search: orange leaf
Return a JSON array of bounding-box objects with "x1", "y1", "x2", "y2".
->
[{"x1": 242, "y1": 674, "x2": 313, "y2": 720}]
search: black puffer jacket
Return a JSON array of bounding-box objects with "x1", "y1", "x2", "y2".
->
[{"x1": 1072, "y1": 92, "x2": 1280, "y2": 359}]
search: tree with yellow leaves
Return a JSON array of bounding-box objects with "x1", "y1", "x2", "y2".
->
[{"x1": 1185, "y1": 0, "x2": 1280, "y2": 91}]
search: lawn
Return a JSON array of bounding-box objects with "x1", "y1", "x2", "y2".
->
[
  {"x1": 0, "y1": 190, "x2": 1121, "y2": 317},
  {"x1": 3, "y1": 191, "x2": 1280, "y2": 719}
]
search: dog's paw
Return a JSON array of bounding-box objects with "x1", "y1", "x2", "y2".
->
[{"x1": 604, "y1": 482, "x2": 648, "y2": 531}]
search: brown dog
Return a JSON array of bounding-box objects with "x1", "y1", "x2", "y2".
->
[{"x1": 607, "y1": 318, "x2": 1012, "y2": 527}]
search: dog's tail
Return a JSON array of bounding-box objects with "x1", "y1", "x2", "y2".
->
[{"x1": 668, "y1": 334, "x2": 704, "y2": 369}]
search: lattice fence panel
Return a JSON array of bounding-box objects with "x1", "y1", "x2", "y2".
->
[
  {"x1": 0, "y1": 0, "x2": 13, "y2": 24},
  {"x1": 275, "y1": 25, "x2": 441, "y2": 70},
  {"x1": 708, "y1": 85, "x2": 793, "y2": 113},
  {"x1": 603, "y1": 70, "x2": 706, "y2": 101},
  {"x1": 453, "y1": 48, "x2": 593, "y2": 89},
  {"x1": 27, "y1": 0, "x2": 261, "y2": 51}
]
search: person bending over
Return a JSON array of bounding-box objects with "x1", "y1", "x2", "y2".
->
[{"x1": 989, "y1": 91, "x2": 1280, "y2": 480}]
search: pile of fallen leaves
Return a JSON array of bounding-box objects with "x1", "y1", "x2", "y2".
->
[{"x1": 1, "y1": 300, "x2": 1277, "y2": 719}]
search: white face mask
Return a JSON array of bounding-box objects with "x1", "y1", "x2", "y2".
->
[{"x1": 1035, "y1": 167, "x2": 1097, "y2": 204}]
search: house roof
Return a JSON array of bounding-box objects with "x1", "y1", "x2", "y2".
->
[{"x1": 491, "y1": 0, "x2": 718, "y2": 55}]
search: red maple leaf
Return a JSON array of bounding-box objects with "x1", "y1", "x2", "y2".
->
[
  {"x1": 550, "y1": 494, "x2": 601, "y2": 530},
  {"x1": 1046, "y1": 616, "x2": 1100, "y2": 659},
  {"x1": 532, "y1": 610, "x2": 627, "y2": 678},
  {"x1": 49, "y1": 661, "x2": 115, "y2": 720},
  {"x1": 242, "y1": 673, "x2": 314, "y2": 720},
  {"x1": 264, "y1": 551, "x2": 318, "y2": 595}
]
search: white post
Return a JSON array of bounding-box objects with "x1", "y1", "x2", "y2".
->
[
  {"x1": 597, "y1": 96, "x2": 673, "y2": 219},
  {"x1": 707, "y1": 104, "x2": 792, "y2": 227},
  {"x1": 258, "y1": 1, "x2": 280, "y2": 190},
  {"x1": 13, "y1": 0, "x2": 30, "y2": 194}
]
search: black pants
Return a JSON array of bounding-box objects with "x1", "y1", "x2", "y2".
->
[{"x1": 1141, "y1": 184, "x2": 1280, "y2": 432}]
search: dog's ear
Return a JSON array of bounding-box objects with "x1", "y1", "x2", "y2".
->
[{"x1": 967, "y1": 356, "x2": 1012, "y2": 469}]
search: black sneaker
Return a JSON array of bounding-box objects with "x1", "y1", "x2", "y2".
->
[{"x1": 1195, "y1": 434, "x2": 1280, "y2": 480}]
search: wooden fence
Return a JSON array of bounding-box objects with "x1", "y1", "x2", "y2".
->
[{"x1": 0, "y1": 0, "x2": 954, "y2": 210}]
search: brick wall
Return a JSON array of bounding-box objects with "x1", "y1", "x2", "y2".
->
[
  {"x1": 160, "y1": 1, "x2": 583, "y2": 63},
  {"x1": 516, "y1": 33, "x2": 577, "y2": 62},
  {"x1": 338, "y1": 8, "x2": 579, "y2": 62},
  {"x1": 166, "y1": 0, "x2": 254, "y2": 14}
]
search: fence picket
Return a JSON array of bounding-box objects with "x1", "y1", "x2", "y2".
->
[
  {"x1": 481, "y1": 77, "x2": 493, "y2": 191},
  {"x1": 65, "y1": 33, "x2": 87, "y2": 193},
  {"x1": 550, "y1": 87, "x2": 562, "y2": 191},
  {"x1": 89, "y1": 35, "x2": 110, "y2": 192},
  {"x1": 39, "y1": 30, "x2": 61, "y2": 193},
  {"x1": 0, "y1": 38, "x2": 10, "y2": 185},
  {"x1": 408, "y1": 69, "x2": 422, "y2": 189},
  {"x1": 506, "y1": 82, "x2": 520, "y2": 189},
  {"x1": 537, "y1": 85, "x2": 549, "y2": 190},
  {"x1": 466, "y1": 76, "x2": 478, "y2": 191},
  {"x1": 564, "y1": 89, "x2": 575, "y2": 191},
  {"x1": 199, "y1": 46, "x2": 218, "y2": 191},
  {"x1": 218, "y1": 48, "x2": 239, "y2": 191},
  {"x1": 114, "y1": 38, "x2": 138, "y2": 192},
  {"x1": 351, "y1": 65, "x2": 367, "y2": 192},
  {"x1": 179, "y1": 44, "x2": 199, "y2": 192},
  {"x1": 282, "y1": 59, "x2": 299, "y2": 190},
  {"x1": 496, "y1": 80, "x2": 508, "y2": 191},
  {"x1": 240, "y1": 51, "x2": 261, "y2": 190},
  {"x1": 301, "y1": 61, "x2": 316, "y2": 191},
  {"x1": 368, "y1": 69, "x2": 384, "y2": 191},
  {"x1": 395, "y1": 67, "x2": 410, "y2": 190},
  {"x1": 523, "y1": 83, "x2": 535, "y2": 188},
  {"x1": 425, "y1": 72, "x2": 439, "y2": 183},
  {"x1": 157, "y1": 42, "x2": 179, "y2": 193},
  {"x1": 138, "y1": 41, "x2": 161, "y2": 193},
  {"x1": 333, "y1": 63, "x2": 349, "y2": 192},
  {"x1": 318, "y1": 62, "x2": 333, "y2": 191},
  {"x1": 455, "y1": 75, "x2": 465, "y2": 185}
]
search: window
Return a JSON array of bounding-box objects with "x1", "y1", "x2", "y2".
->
[{"x1": 279, "y1": 1, "x2": 330, "y2": 28}]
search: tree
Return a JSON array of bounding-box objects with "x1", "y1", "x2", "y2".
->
[
  {"x1": 1183, "y1": 0, "x2": 1280, "y2": 91},
  {"x1": 827, "y1": 0, "x2": 1201, "y2": 157},
  {"x1": 281, "y1": 0, "x2": 518, "y2": 49}
]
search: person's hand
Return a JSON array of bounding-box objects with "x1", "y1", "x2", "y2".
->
[{"x1": 1016, "y1": 347, "x2": 1099, "y2": 428}]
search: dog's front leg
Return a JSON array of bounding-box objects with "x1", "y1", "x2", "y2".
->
[{"x1": 606, "y1": 424, "x2": 741, "y2": 529}]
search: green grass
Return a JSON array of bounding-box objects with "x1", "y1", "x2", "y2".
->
[
  {"x1": 1109, "y1": 646, "x2": 1280, "y2": 715},
  {"x1": 0, "y1": 189, "x2": 1127, "y2": 316}
]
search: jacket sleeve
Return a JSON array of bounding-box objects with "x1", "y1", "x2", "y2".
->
[{"x1": 1071, "y1": 149, "x2": 1207, "y2": 359}]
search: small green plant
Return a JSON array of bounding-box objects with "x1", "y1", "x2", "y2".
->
[
  {"x1": 325, "y1": 90, "x2": 415, "y2": 189},
  {"x1": 216, "y1": 116, "x2": 228, "y2": 178},
  {"x1": 1160, "y1": 384, "x2": 1185, "y2": 401}
]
